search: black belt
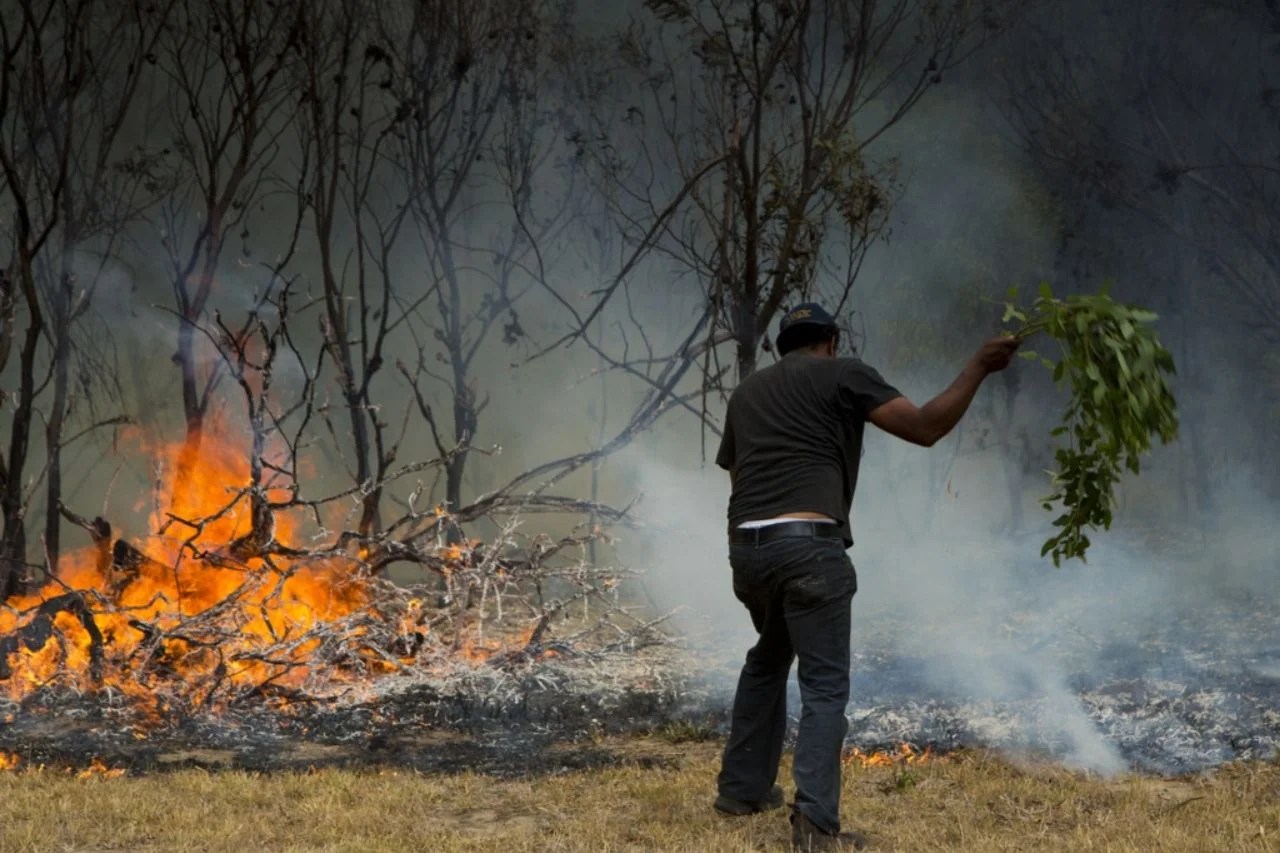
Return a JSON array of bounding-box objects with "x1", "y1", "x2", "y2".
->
[{"x1": 728, "y1": 520, "x2": 842, "y2": 545}]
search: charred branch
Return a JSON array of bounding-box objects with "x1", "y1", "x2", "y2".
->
[{"x1": 0, "y1": 592, "x2": 103, "y2": 682}]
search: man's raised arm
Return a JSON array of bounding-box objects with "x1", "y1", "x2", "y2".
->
[{"x1": 869, "y1": 336, "x2": 1020, "y2": 447}]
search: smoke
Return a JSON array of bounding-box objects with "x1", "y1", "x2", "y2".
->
[
  {"x1": 620, "y1": 387, "x2": 1280, "y2": 774},
  {"x1": 610, "y1": 66, "x2": 1280, "y2": 768},
  {"x1": 620, "y1": 436, "x2": 1118, "y2": 773},
  {"x1": 614, "y1": 456, "x2": 750, "y2": 661}
]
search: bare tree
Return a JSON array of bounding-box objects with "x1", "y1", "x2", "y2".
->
[
  {"x1": 287, "y1": 0, "x2": 413, "y2": 539},
  {"x1": 152, "y1": 0, "x2": 301, "y2": 468},
  {"x1": 0, "y1": 0, "x2": 171, "y2": 596},
  {"x1": 382, "y1": 0, "x2": 584, "y2": 512},
  {"x1": 0, "y1": 0, "x2": 1035, "y2": 607},
  {"x1": 566, "y1": 0, "x2": 1019, "y2": 386}
]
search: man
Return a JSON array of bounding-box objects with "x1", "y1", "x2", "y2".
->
[{"x1": 712, "y1": 302, "x2": 1019, "y2": 850}]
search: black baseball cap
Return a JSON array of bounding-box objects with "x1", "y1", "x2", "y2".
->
[{"x1": 776, "y1": 302, "x2": 838, "y2": 354}]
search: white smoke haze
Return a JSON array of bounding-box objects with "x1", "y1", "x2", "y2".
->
[
  {"x1": 615, "y1": 455, "x2": 747, "y2": 650},
  {"x1": 620, "y1": 402, "x2": 1280, "y2": 775}
]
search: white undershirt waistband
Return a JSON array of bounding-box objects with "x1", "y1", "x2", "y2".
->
[{"x1": 737, "y1": 517, "x2": 837, "y2": 529}]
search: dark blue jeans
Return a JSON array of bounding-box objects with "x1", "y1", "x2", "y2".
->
[{"x1": 717, "y1": 532, "x2": 856, "y2": 834}]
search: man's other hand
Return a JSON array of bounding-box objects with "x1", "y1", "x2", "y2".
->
[{"x1": 972, "y1": 336, "x2": 1020, "y2": 374}]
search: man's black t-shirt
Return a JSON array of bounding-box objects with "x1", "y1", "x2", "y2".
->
[{"x1": 715, "y1": 352, "x2": 902, "y2": 546}]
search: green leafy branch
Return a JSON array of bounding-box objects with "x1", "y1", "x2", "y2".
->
[{"x1": 1003, "y1": 283, "x2": 1179, "y2": 566}]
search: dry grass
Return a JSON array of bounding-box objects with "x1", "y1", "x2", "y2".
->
[{"x1": 1, "y1": 739, "x2": 1278, "y2": 851}]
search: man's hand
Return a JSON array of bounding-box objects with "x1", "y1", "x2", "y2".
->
[
  {"x1": 971, "y1": 336, "x2": 1021, "y2": 374},
  {"x1": 870, "y1": 335, "x2": 1021, "y2": 447}
]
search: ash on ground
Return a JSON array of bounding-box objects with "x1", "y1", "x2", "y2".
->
[
  {"x1": 841, "y1": 595, "x2": 1280, "y2": 776},
  {"x1": 686, "y1": 532, "x2": 1280, "y2": 777},
  {"x1": 0, "y1": 647, "x2": 720, "y2": 776},
  {"x1": 6, "y1": 540, "x2": 1279, "y2": 778}
]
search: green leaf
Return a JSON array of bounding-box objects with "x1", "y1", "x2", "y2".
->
[
  {"x1": 1008, "y1": 283, "x2": 1179, "y2": 567},
  {"x1": 1115, "y1": 350, "x2": 1130, "y2": 378}
]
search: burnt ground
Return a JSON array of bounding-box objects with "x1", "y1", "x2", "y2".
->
[
  {"x1": 841, "y1": 617, "x2": 1280, "y2": 776},
  {"x1": 4, "y1": 564, "x2": 1280, "y2": 778},
  {"x1": 0, "y1": 648, "x2": 723, "y2": 777},
  {"x1": 846, "y1": 600, "x2": 1280, "y2": 774},
  {"x1": 676, "y1": 537, "x2": 1280, "y2": 778},
  {"x1": 843, "y1": 566, "x2": 1280, "y2": 775}
]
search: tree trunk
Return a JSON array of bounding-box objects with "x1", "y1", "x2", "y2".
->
[
  {"x1": 1, "y1": 260, "x2": 43, "y2": 598},
  {"x1": 733, "y1": 295, "x2": 759, "y2": 381},
  {"x1": 445, "y1": 367, "x2": 476, "y2": 516},
  {"x1": 43, "y1": 271, "x2": 75, "y2": 577},
  {"x1": 735, "y1": 336, "x2": 758, "y2": 383}
]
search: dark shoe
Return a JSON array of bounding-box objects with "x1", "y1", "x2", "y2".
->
[
  {"x1": 713, "y1": 784, "x2": 785, "y2": 816},
  {"x1": 790, "y1": 810, "x2": 869, "y2": 850}
]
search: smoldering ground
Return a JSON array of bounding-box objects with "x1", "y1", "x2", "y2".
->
[{"x1": 622, "y1": 417, "x2": 1280, "y2": 776}]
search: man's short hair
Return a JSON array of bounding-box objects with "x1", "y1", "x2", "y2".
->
[{"x1": 777, "y1": 324, "x2": 838, "y2": 355}]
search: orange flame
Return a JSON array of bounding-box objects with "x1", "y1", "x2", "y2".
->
[
  {"x1": 75, "y1": 758, "x2": 126, "y2": 780},
  {"x1": 843, "y1": 742, "x2": 943, "y2": 768},
  {"x1": 0, "y1": 751, "x2": 19, "y2": 771},
  {"x1": 0, "y1": 418, "x2": 457, "y2": 714},
  {"x1": 0, "y1": 415, "x2": 545, "y2": 716}
]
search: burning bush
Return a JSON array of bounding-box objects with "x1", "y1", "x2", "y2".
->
[{"x1": 0, "y1": 420, "x2": 651, "y2": 720}]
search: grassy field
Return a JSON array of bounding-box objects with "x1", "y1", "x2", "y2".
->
[{"x1": 2, "y1": 737, "x2": 1278, "y2": 851}]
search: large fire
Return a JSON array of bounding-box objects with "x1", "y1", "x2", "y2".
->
[{"x1": 0, "y1": 422, "x2": 516, "y2": 716}]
